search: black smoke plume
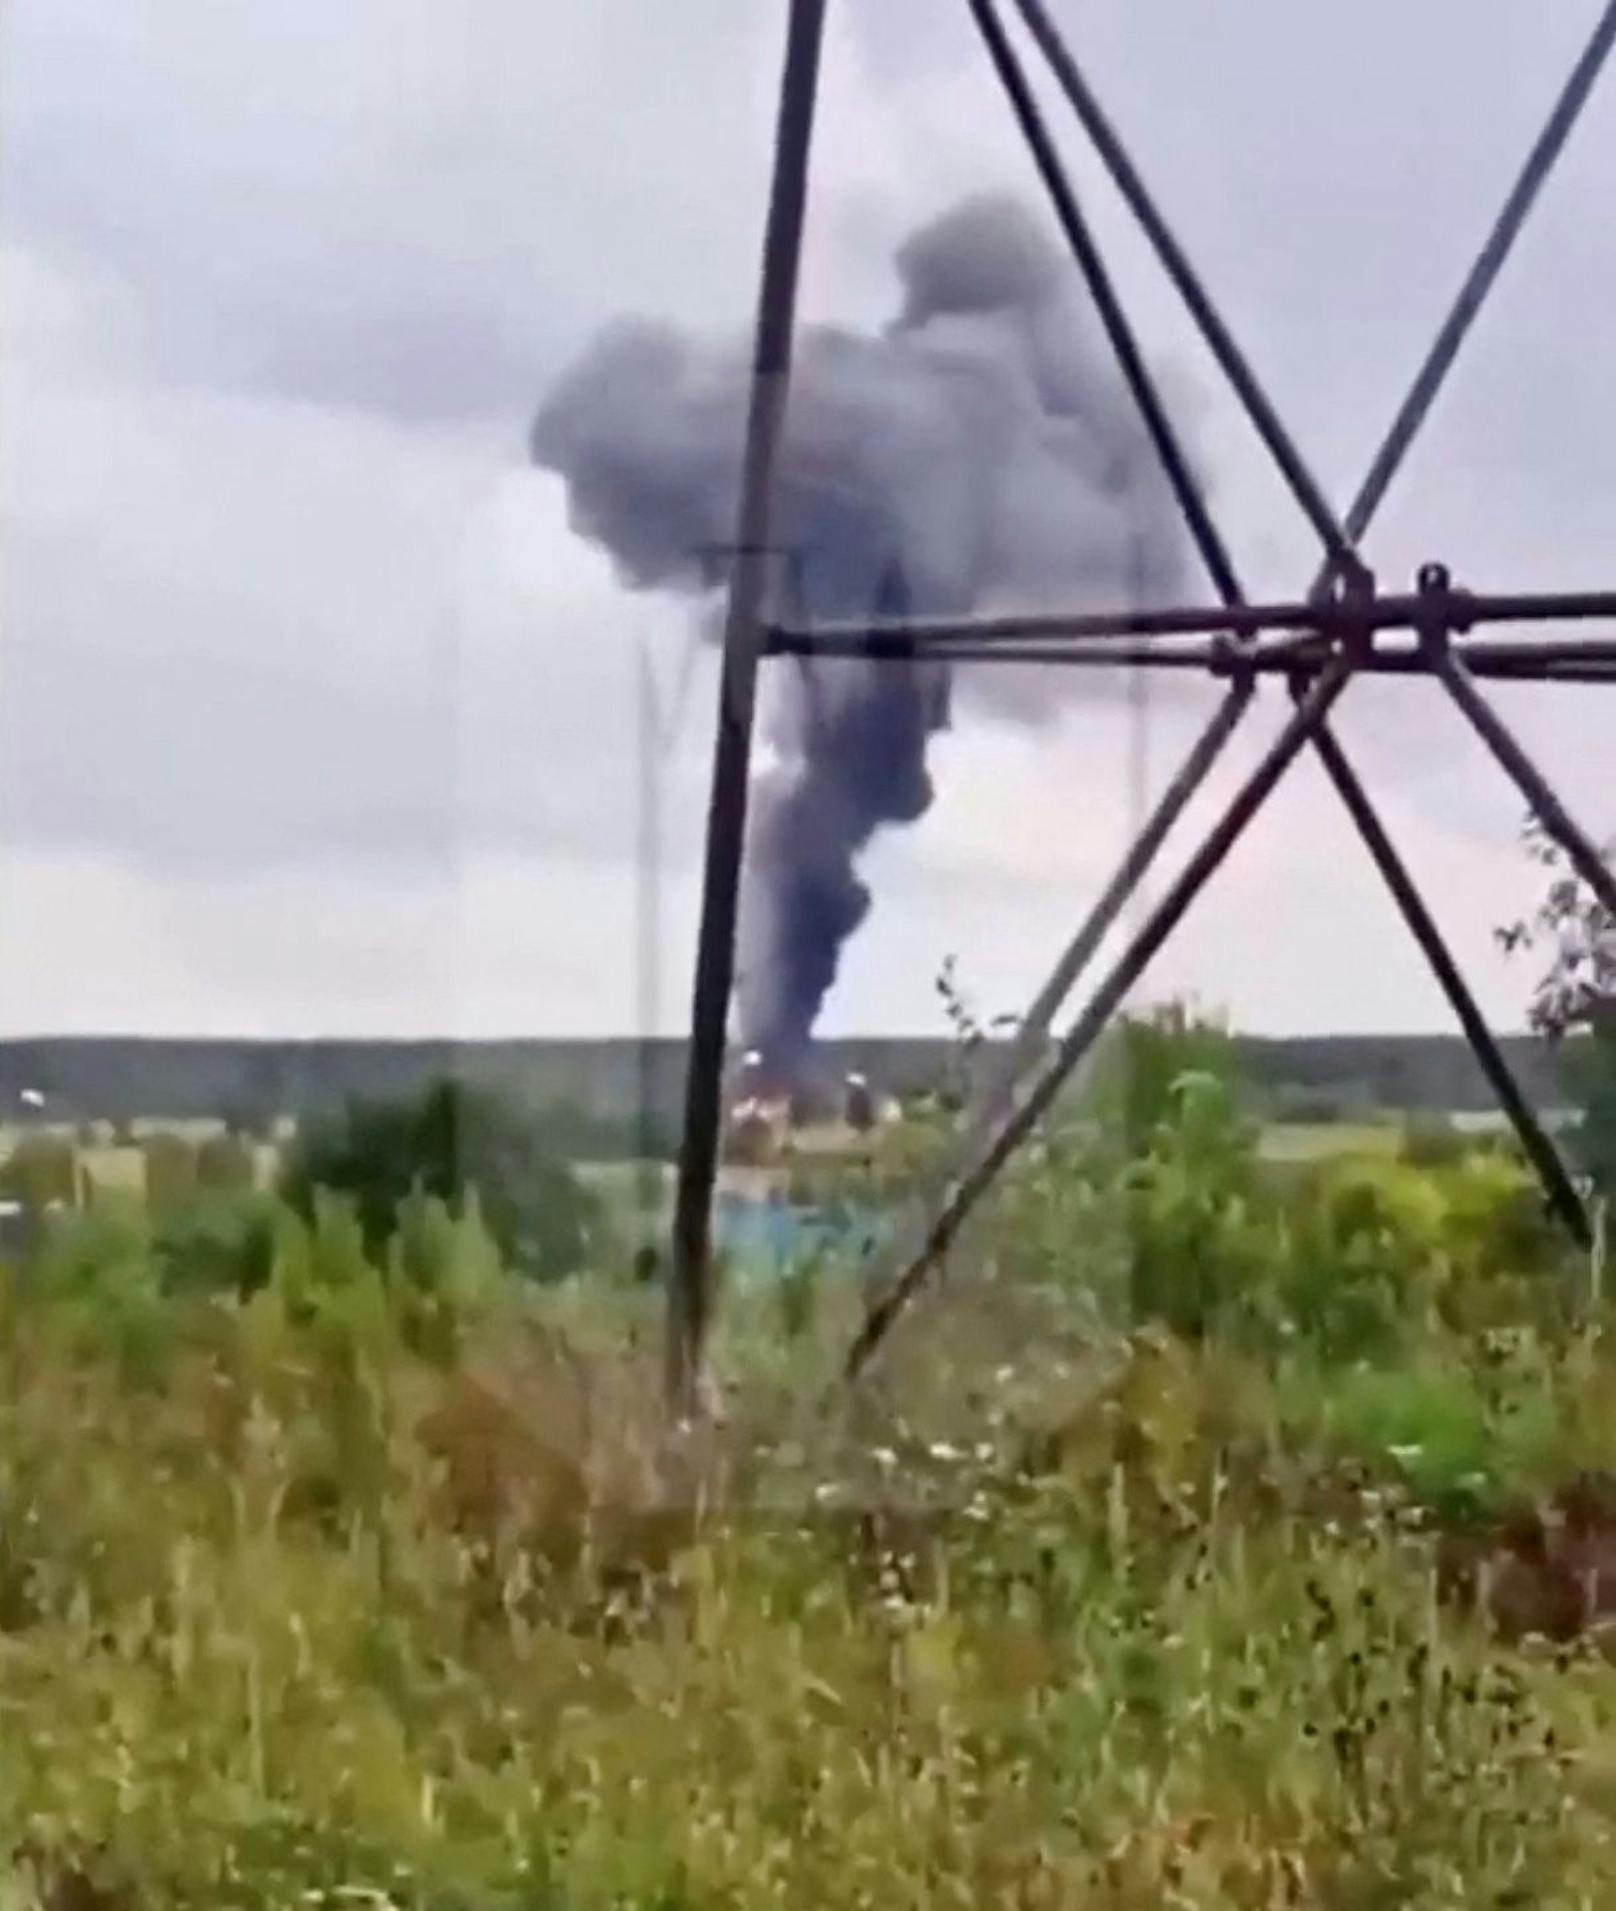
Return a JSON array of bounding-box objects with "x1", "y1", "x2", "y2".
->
[{"x1": 533, "y1": 194, "x2": 1188, "y2": 1082}]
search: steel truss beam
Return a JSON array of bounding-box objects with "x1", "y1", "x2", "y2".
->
[
  {"x1": 671, "y1": 0, "x2": 1616, "y2": 1405},
  {"x1": 775, "y1": 638, "x2": 1616, "y2": 681},
  {"x1": 849, "y1": 661, "x2": 1355, "y2": 1376},
  {"x1": 769, "y1": 587, "x2": 1616, "y2": 658},
  {"x1": 667, "y1": 0, "x2": 828, "y2": 1419},
  {"x1": 846, "y1": 0, "x2": 1616, "y2": 1369}
]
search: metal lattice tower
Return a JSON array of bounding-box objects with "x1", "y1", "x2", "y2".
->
[{"x1": 665, "y1": 0, "x2": 1616, "y2": 1414}]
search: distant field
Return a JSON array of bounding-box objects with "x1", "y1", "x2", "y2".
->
[
  {"x1": 1258, "y1": 1121, "x2": 1402, "y2": 1163},
  {"x1": 0, "y1": 1128, "x2": 281, "y2": 1202},
  {"x1": 0, "y1": 1110, "x2": 1565, "y2": 1217},
  {"x1": 77, "y1": 1145, "x2": 148, "y2": 1196}
]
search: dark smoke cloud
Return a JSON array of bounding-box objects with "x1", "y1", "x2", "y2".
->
[{"x1": 532, "y1": 193, "x2": 1188, "y2": 1079}]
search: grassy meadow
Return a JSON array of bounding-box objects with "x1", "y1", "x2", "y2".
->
[{"x1": 3, "y1": 1029, "x2": 1616, "y2": 1907}]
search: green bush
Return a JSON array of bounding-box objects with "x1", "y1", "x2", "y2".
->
[
  {"x1": 154, "y1": 1189, "x2": 282, "y2": 1301},
  {"x1": 281, "y1": 1077, "x2": 599, "y2": 1280},
  {"x1": 387, "y1": 1188, "x2": 505, "y2": 1362},
  {"x1": 143, "y1": 1131, "x2": 199, "y2": 1211},
  {"x1": 1398, "y1": 1111, "x2": 1469, "y2": 1169},
  {"x1": 1088, "y1": 1000, "x2": 1246, "y2": 1157},
  {"x1": 3, "y1": 1206, "x2": 1611, "y2": 1907},
  {"x1": 196, "y1": 1130, "x2": 257, "y2": 1193},
  {"x1": 993, "y1": 1001, "x2": 1574, "y2": 1367},
  {"x1": 0, "y1": 1134, "x2": 80, "y2": 1213},
  {"x1": 1122, "y1": 1068, "x2": 1277, "y2": 1342},
  {"x1": 20, "y1": 1207, "x2": 173, "y2": 1387},
  {"x1": 11, "y1": 1025, "x2": 1616, "y2": 1905},
  {"x1": 1435, "y1": 1151, "x2": 1564, "y2": 1283},
  {"x1": 1281, "y1": 1157, "x2": 1448, "y2": 1362},
  {"x1": 990, "y1": 1007, "x2": 1287, "y2": 1343},
  {"x1": 1317, "y1": 1358, "x2": 1495, "y2": 1516}
]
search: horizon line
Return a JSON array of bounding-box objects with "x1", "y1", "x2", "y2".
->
[{"x1": 0, "y1": 1027, "x2": 1554, "y2": 1047}]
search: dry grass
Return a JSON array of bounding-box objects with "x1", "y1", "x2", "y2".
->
[
  {"x1": 4, "y1": 1068, "x2": 1616, "y2": 1908},
  {"x1": 4, "y1": 1236, "x2": 1616, "y2": 1909}
]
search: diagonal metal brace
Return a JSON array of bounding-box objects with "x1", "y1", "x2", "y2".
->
[
  {"x1": 848, "y1": 659, "x2": 1353, "y2": 1378},
  {"x1": 859, "y1": 0, "x2": 1607, "y2": 1368},
  {"x1": 1300, "y1": 693, "x2": 1592, "y2": 1248},
  {"x1": 966, "y1": 0, "x2": 1241, "y2": 604},
  {"x1": 858, "y1": 676, "x2": 1255, "y2": 1314},
  {"x1": 1430, "y1": 634, "x2": 1616, "y2": 929},
  {"x1": 1008, "y1": 0, "x2": 1616, "y2": 577}
]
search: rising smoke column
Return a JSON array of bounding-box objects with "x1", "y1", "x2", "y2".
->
[{"x1": 533, "y1": 194, "x2": 1187, "y2": 1081}]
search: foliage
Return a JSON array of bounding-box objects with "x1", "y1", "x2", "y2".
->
[
  {"x1": 1089, "y1": 999, "x2": 1247, "y2": 1157},
  {"x1": 196, "y1": 1130, "x2": 257, "y2": 1193},
  {"x1": 980, "y1": 1003, "x2": 1580, "y2": 1377},
  {"x1": 153, "y1": 1190, "x2": 283, "y2": 1302},
  {"x1": 1278, "y1": 1156, "x2": 1446, "y2": 1363},
  {"x1": 1399, "y1": 1110, "x2": 1469, "y2": 1169},
  {"x1": 983, "y1": 1005, "x2": 1264, "y2": 1331},
  {"x1": 5, "y1": 1220, "x2": 1616, "y2": 1907},
  {"x1": 6, "y1": 1006, "x2": 1614, "y2": 1905},
  {"x1": 0, "y1": 1135, "x2": 79, "y2": 1214},
  {"x1": 1500, "y1": 816, "x2": 1615, "y2": 1038},
  {"x1": 1501, "y1": 814, "x2": 1616, "y2": 1194},
  {"x1": 282, "y1": 1078, "x2": 599, "y2": 1281},
  {"x1": 1563, "y1": 1027, "x2": 1616, "y2": 1197},
  {"x1": 1119, "y1": 1067, "x2": 1277, "y2": 1342},
  {"x1": 143, "y1": 1131, "x2": 199, "y2": 1212}
]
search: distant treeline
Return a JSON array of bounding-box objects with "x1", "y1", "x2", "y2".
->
[{"x1": 0, "y1": 1033, "x2": 1588, "y2": 1142}]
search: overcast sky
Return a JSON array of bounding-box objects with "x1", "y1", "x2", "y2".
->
[{"x1": 1, "y1": 1, "x2": 1611, "y2": 1040}]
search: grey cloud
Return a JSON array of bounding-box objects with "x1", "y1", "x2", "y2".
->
[
  {"x1": 0, "y1": 333, "x2": 651, "y2": 872},
  {"x1": 1, "y1": 0, "x2": 776, "y2": 424}
]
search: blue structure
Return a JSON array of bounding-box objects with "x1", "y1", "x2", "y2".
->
[{"x1": 712, "y1": 1186, "x2": 888, "y2": 1286}]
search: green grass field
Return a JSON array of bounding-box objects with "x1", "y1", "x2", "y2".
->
[
  {"x1": 1257, "y1": 1120, "x2": 1403, "y2": 1163},
  {"x1": 4, "y1": 1068, "x2": 1614, "y2": 1906}
]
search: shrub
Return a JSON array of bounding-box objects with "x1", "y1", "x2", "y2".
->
[
  {"x1": 142, "y1": 1131, "x2": 199, "y2": 1211},
  {"x1": 8, "y1": 1063, "x2": 1616, "y2": 1906},
  {"x1": 1123, "y1": 1068, "x2": 1277, "y2": 1342},
  {"x1": 197, "y1": 1129, "x2": 257, "y2": 1193},
  {"x1": 1500, "y1": 817, "x2": 1614, "y2": 1194},
  {"x1": 1317, "y1": 1358, "x2": 1495, "y2": 1517},
  {"x1": 19, "y1": 1207, "x2": 173, "y2": 1386},
  {"x1": 1088, "y1": 1000, "x2": 1246, "y2": 1157},
  {"x1": 1398, "y1": 1111, "x2": 1469, "y2": 1169},
  {"x1": 1281, "y1": 1157, "x2": 1448, "y2": 1362},
  {"x1": 1436, "y1": 1150, "x2": 1563, "y2": 1280},
  {"x1": 282, "y1": 1077, "x2": 599, "y2": 1280},
  {"x1": 0, "y1": 1134, "x2": 80, "y2": 1214},
  {"x1": 987, "y1": 1005, "x2": 1275, "y2": 1338},
  {"x1": 387, "y1": 1189, "x2": 505, "y2": 1362},
  {"x1": 153, "y1": 1189, "x2": 282, "y2": 1301}
]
